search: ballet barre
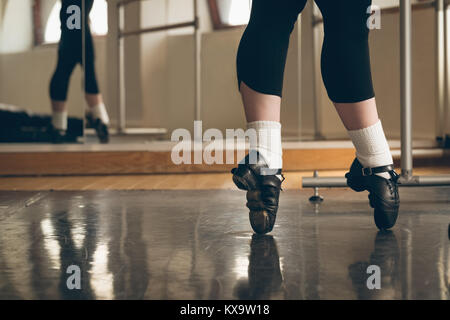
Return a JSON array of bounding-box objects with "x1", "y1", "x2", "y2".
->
[{"x1": 114, "y1": 0, "x2": 201, "y2": 134}]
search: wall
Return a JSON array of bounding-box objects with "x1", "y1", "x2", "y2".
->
[
  {"x1": 0, "y1": 37, "x2": 107, "y2": 117},
  {"x1": 0, "y1": 0, "x2": 33, "y2": 54}
]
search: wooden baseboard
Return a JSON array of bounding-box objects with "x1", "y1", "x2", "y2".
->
[{"x1": 0, "y1": 148, "x2": 448, "y2": 176}]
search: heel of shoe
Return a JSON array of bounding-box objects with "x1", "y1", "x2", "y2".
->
[
  {"x1": 345, "y1": 173, "x2": 366, "y2": 192},
  {"x1": 232, "y1": 166, "x2": 258, "y2": 191}
]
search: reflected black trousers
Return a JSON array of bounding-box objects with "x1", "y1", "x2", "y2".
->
[
  {"x1": 49, "y1": 0, "x2": 99, "y2": 101},
  {"x1": 237, "y1": 0, "x2": 375, "y2": 103}
]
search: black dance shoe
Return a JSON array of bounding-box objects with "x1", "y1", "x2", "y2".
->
[
  {"x1": 86, "y1": 114, "x2": 109, "y2": 144},
  {"x1": 231, "y1": 151, "x2": 284, "y2": 234},
  {"x1": 345, "y1": 158, "x2": 400, "y2": 230},
  {"x1": 48, "y1": 125, "x2": 66, "y2": 144}
]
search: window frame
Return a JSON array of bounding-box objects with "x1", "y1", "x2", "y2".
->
[{"x1": 32, "y1": 0, "x2": 44, "y2": 46}]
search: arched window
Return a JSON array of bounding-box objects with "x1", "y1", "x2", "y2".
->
[
  {"x1": 223, "y1": 0, "x2": 251, "y2": 26},
  {"x1": 44, "y1": 0, "x2": 108, "y2": 44},
  {"x1": 89, "y1": 0, "x2": 108, "y2": 35},
  {"x1": 208, "y1": 0, "x2": 252, "y2": 29},
  {"x1": 44, "y1": 1, "x2": 61, "y2": 43}
]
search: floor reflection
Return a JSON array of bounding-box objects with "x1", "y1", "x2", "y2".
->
[
  {"x1": 0, "y1": 188, "x2": 448, "y2": 299},
  {"x1": 348, "y1": 231, "x2": 399, "y2": 299},
  {"x1": 234, "y1": 235, "x2": 284, "y2": 299}
]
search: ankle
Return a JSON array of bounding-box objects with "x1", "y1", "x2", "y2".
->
[
  {"x1": 52, "y1": 110, "x2": 68, "y2": 131},
  {"x1": 88, "y1": 103, "x2": 110, "y2": 125},
  {"x1": 247, "y1": 121, "x2": 283, "y2": 170}
]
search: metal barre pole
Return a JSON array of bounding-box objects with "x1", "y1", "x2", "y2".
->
[
  {"x1": 194, "y1": 0, "x2": 201, "y2": 121},
  {"x1": 445, "y1": 0, "x2": 450, "y2": 143},
  {"x1": 400, "y1": 0, "x2": 413, "y2": 179},
  {"x1": 117, "y1": 2, "x2": 126, "y2": 133},
  {"x1": 310, "y1": 2, "x2": 322, "y2": 140},
  {"x1": 119, "y1": 21, "x2": 197, "y2": 38},
  {"x1": 437, "y1": 0, "x2": 446, "y2": 143},
  {"x1": 82, "y1": 0, "x2": 86, "y2": 135},
  {"x1": 302, "y1": 175, "x2": 450, "y2": 188}
]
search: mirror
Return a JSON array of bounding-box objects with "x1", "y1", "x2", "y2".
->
[
  {"x1": 0, "y1": 0, "x2": 84, "y2": 143},
  {"x1": 0, "y1": 0, "x2": 109, "y2": 144}
]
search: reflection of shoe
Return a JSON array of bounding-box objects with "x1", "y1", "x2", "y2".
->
[
  {"x1": 348, "y1": 231, "x2": 399, "y2": 299},
  {"x1": 370, "y1": 231, "x2": 399, "y2": 284},
  {"x1": 48, "y1": 125, "x2": 66, "y2": 144},
  {"x1": 345, "y1": 158, "x2": 400, "y2": 230},
  {"x1": 231, "y1": 151, "x2": 284, "y2": 234},
  {"x1": 86, "y1": 113, "x2": 109, "y2": 144},
  {"x1": 234, "y1": 234, "x2": 283, "y2": 299}
]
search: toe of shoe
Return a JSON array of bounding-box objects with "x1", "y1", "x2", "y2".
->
[
  {"x1": 249, "y1": 210, "x2": 273, "y2": 234},
  {"x1": 374, "y1": 207, "x2": 398, "y2": 230}
]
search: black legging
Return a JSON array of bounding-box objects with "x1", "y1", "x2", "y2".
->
[
  {"x1": 237, "y1": 0, "x2": 374, "y2": 103},
  {"x1": 49, "y1": 0, "x2": 99, "y2": 101}
]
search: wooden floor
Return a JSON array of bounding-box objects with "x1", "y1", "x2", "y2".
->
[{"x1": 0, "y1": 167, "x2": 448, "y2": 191}]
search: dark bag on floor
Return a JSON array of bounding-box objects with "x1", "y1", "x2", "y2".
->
[{"x1": 0, "y1": 104, "x2": 83, "y2": 143}]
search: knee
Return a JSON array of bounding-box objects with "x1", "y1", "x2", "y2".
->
[
  {"x1": 248, "y1": 0, "x2": 306, "y2": 35},
  {"x1": 49, "y1": 80, "x2": 65, "y2": 101},
  {"x1": 322, "y1": 3, "x2": 371, "y2": 44}
]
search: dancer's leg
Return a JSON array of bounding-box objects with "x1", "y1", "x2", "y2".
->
[
  {"x1": 315, "y1": 0, "x2": 399, "y2": 229},
  {"x1": 232, "y1": 0, "x2": 307, "y2": 234}
]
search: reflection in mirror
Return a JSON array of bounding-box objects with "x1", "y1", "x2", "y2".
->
[
  {"x1": 80, "y1": 0, "x2": 110, "y2": 144},
  {"x1": 0, "y1": 0, "x2": 109, "y2": 144},
  {"x1": 0, "y1": 0, "x2": 85, "y2": 143}
]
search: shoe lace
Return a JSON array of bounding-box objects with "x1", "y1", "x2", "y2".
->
[
  {"x1": 390, "y1": 170, "x2": 399, "y2": 182},
  {"x1": 387, "y1": 170, "x2": 399, "y2": 197}
]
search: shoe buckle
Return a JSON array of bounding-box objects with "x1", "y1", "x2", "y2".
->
[{"x1": 362, "y1": 167, "x2": 372, "y2": 176}]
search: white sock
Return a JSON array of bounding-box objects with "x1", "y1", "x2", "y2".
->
[
  {"x1": 244, "y1": 121, "x2": 283, "y2": 178},
  {"x1": 88, "y1": 103, "x2": 110, "y2": 125},
  {"x1": 347, "y1": 120, "x2": 393, "y2": 179},
  {"x1": 52, "y1": 111, "x2": 68, "y2": 131}
]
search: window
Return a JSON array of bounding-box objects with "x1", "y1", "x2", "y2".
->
[
  {"x1": 208, "y1": 0, "x2": 252, "y2": 30},
  {"x1": 41, "y1": 0, "x2": 108, "y2": 44},
  {"x1": 89, "y1": 0, "x2": 108, "y2": 35},
  {"x1": 44, "y1": 1, "x2": 61, "y2": 44}
]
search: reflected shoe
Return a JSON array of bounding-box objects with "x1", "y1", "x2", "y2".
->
[
  {"x1": 234, "y1": 235, "x2": 283, "y2": 299},
  {"x1": 231, "y1": 151, "x2": 284, "y2": 234},
  {"x1": 48, "y1": 125, "x2": 66, "y2": 144},
  {"x1": 370, "y1": 230, "x2": 399, "y2": 288},
  {"x1": 345, "y1": 158, "x2": 400, "y2": 230},
  {"x1": 86, "y1": 113, "x2": 109, "y2": 144}
]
